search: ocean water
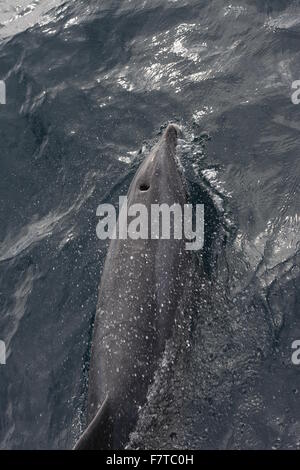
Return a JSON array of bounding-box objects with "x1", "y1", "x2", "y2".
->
[{"x1": 0, "y1": 0, "x2": 299, "y2": 449}]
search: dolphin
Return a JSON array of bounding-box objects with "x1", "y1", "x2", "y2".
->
[{"x1": 75, "y1": 124, "x2": 195, "y2": 449}]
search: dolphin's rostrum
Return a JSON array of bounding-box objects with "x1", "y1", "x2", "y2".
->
[{"x1": 75, "y1": 124, "x2": 195, "y2": 449}]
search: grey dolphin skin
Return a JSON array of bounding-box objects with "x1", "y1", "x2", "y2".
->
[{"x1": 75, "y1": 124, "x2": 194, "y2": 449}]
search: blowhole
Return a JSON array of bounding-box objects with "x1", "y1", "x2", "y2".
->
[{"x1": 140, "y1": 183, "x2": 150, "y2": 191}]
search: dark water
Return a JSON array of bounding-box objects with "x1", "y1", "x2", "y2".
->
[{"x1": 0, "y1": 0, "x2": 300, "y2": 449}]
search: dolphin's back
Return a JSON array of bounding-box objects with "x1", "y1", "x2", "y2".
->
[{"x1": 75, "y1": 125, "x2": 191, "y2": 449}]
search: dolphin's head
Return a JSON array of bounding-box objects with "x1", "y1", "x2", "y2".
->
[{"x1": 128, "y1": 124, "x2": 187, "y2": 206}]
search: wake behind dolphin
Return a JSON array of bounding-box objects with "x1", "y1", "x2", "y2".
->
[{"x1": 74, "y1": 124, "x2": 199, "y2": 449}]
